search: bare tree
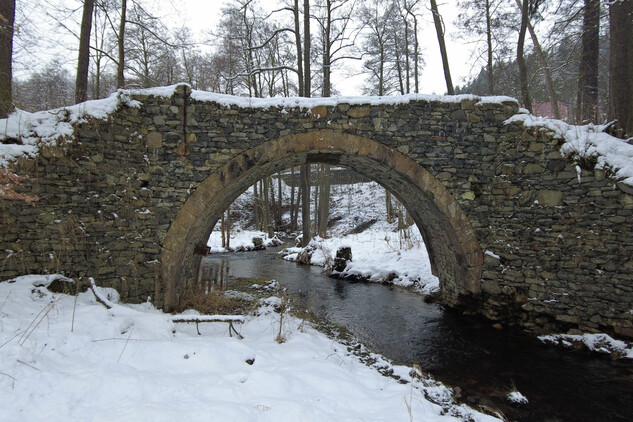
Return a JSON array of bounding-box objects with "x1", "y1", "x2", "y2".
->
[
  {"x1": 429, "y1": 0, "x2": 454, "y2": 94},
  {"x1": 516, "y1": 0, "x2": 532, "y2": 112},
  {"x1": 359, "y1": 0, "x2": 395, "y2": 95},
  {"x1": 13, "y1": 60, "x2": 74, "y2": 111},
  {"x1": 457, "y1": 0, "x2": 513, "y2": 95},
  {"x1": 117, "y1": 0, "x2": 127, "y2": 88},
  {"x1": 75, "y1": 0, "x2": 95, "y2": 103},
  {"x1": 313, "y1": 0, "x2": 359, "y2": 96},
  {"x1": 292, "y1": 0, "x2": 304, "y2": 94},
  {"x1": 403, "y1": 0, "x2": 421, "y2": 92},
  {"x1": 360, "y1": 0, "x2": 423, "y2": 95},
  {"x1": 510, "y1": 0, "x2": 560, "y2": 117},
  {"x1": 0, "y1": 0, "x2": 15, "y2": 118}
]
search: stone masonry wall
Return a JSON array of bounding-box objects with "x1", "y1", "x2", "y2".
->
[{"x1": 1, "y1": 84, "x2": 631, "y2": 338}]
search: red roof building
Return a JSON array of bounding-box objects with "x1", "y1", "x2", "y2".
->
[{"x1": 532, "y1": 102, "x2": 569, "y2": 120}]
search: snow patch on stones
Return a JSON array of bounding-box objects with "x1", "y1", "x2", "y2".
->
[
  {"x1": 539, "y1": 332, "x2": 633, "y2": 359},
  {"x1": 506, "y1": 113, "x2": 633, "y2": 187},
  {"x1": 0, "y1": 90, "x2": 140, "y2": 167},
  {"x1": 507, "y1": 390, "x2": 529, "y2": 405}
]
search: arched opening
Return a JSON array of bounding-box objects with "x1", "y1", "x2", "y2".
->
[{"x1": 161, "y1": 130, "x2": 482, "y2": 311}]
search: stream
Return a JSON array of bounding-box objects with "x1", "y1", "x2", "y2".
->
[{"x1": 201, "y1": 247, "x2": 633, "y2": 422}]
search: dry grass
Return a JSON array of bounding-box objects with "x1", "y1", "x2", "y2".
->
[{"x1": 179, "y1": 285, "x2": 255, "y2": 315}]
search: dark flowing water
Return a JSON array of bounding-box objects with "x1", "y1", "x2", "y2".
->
[{"x1": 201, "y1": 248, "x2": 633, "y2": 422}]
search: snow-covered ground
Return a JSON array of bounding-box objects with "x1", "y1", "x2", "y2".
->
[
  {"x1": 206, "y1": 229, "x2": 282, "y2": 253},
  {"x1": 281, "y1": 231, "x2": 439, "y2": 294},
  {"x1": 0, "y1": 275, "x2": 499, "y2": 422}
]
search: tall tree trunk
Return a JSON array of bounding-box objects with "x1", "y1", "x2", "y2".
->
[
  {"x1": 430, "y1": 0, "x2": 454, "y2": 94},
  {"x1": 253, "y1": 183, "x2": 261, "y2": 230},
  {"x1": 322, "y1": 0, "x2": 332, "y2": 97},
  {"x1": 386, "y1": 190, "x2": 394, "y2": 223},
  {"x1": 402, "y1": 10, "x2": 410, "y2": 93},
  {"x1": 300, "y1": 164, "x2": 311, "y2": 246},
  {"x1": 294, "y1": 0, "x2": 304, "y2": 95},
  {"x1": 608, "y1": 0, "x2": 633, "y2": 137},
  {"x1": 0, "y1": 0, "x2": 15, "y2": 118},
  {"x1": 290, "y1": 167, "x2": 296, "y2": 231},
  {"x1": 300, "y1": 0, "x2": 311, "y2": 245},
  {"x1": 221, "y1": 213, "x2": 226, "y2": 248},
  {"x1": 313, "y1": 170, "x2": 319, "y2": 233},
  {"x1": 269, "y1": 176, "x2": 277, "y2": 230},
  {"x1": 277, "y1": 172, "x2": 283, "y2": 230},
  {"x1": 577, "y1": 0, "x2": 600, "y2": 123},
  {"x1": 303, "y1": 0, "x2": 311, "y2": 97},
  {"x1": 225, "y1": 206, "x2": 231, "y2": 250},
  {"x1": 294, "y1": 181, "x2": 302, "y2": 232},
  {"x1": 517, "y1": 0, "x2": 532, "y2": 113},
  {"x1": 117, "y1": 0, "x2": 127, "y2": 88},
  {"x1": 411, "y1": 12, "x2": 420, "y2": 93},
  {"x1": 527, "y1": 20, "x2": 559, "y2": 118},
  {"x1": 317, "y1": 165, "x2": 330, "y2": 237},
  {"x1": 262, "y1": 178, "x2": 271, "y2": 237},
  {"x1": 485, "y1": 0, "x2": 494, "y2": 95},
  {"x1": 393, "y1": 31, "x2": 405, "y2": 94},
  {"x1": 75, "y1": 0, "x2": 95, "y2": 104}
]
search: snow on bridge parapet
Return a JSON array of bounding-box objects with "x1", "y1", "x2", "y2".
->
[
  {"x1": 1, "y1": 83, "x2": 516, "y2": 168},
  {"x1": 4, "y1": 82, "x2": 632, "y2": 191},
  {"x1": 507, "y1": 113, "x2": 633, "y2": 191},
  {"x1": 0, "y1": 91, "x2": 141, "y2": 167}
]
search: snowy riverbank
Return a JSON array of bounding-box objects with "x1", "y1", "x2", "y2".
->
[{"x1": 0, "y1": 275, "x2": 499, "y2": 421}]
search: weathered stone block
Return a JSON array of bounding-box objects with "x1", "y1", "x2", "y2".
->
[
  {"x1": 146, "y1": 132, "x2": 163, "y2": 149},
  {"x1": 347, "y1": 106, "x2": 371, "y2": 118},
  {"x1": 536, "y1": 190, "x2": 563, "y2": 206}
]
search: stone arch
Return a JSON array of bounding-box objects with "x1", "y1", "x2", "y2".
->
[{"x1": 161, "y1": 129, "x2": 482, "y2": 311}]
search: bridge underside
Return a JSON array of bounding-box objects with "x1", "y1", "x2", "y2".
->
[{"x1": 162, "y1": 130, "x2": 483, "y2": 311}]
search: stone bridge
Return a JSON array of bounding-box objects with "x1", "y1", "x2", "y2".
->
[{"x1": 1, "y1": 84, "x2": 632, "y2": 338}]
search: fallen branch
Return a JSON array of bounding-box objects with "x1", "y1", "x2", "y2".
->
[{"x1": 171, "y1": 315, "x2": 245, "y2": 338}]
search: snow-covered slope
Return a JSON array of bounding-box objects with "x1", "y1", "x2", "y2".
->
[{"x1": 0, "y1": 275, "x2": 499, "y2": 422}]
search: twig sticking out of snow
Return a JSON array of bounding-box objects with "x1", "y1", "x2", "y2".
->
[{"x1": 89, "y1": 278, "x2": 113, "y2": 309}]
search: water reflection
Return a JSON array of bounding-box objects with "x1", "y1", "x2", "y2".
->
[{"x1": 198, "y1": 259, "x2": 230, "y2": 291}]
